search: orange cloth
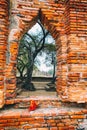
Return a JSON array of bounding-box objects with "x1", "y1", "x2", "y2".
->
[{"x1": 29, "y1": 100, "x2": 37, "y2": 111}]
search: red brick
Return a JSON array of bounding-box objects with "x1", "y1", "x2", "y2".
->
[
  {"x1": 50, "y1": 127, "x2": 58, "y2": 130},
  {"x1": 38, "y1": 128, "x2": 49, "y2": 130},
  {"x1": 59, "y1": 127, "x2": 70, "y2": 130},
  {"x1": 70, "y1": 115, "x2": 85, "y2": 119},
  {"x1": 57, "y1": 123, "x2": 64, "y2": 127}
]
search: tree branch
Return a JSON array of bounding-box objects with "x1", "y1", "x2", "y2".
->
[
  {"x1": 32, "y1": 20, "x2": 49, "y2": 59},
  {"x1": 25, "y1": 33, "x2": 37, "y2": 50}
]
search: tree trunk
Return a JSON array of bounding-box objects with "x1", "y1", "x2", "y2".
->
[{"x1": 22, "y1": 63, "x2": 36, "y2": 91}]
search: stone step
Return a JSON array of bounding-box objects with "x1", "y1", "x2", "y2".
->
[{"x1": 6, "y1": 96, "x2": 62, "y2": 109}]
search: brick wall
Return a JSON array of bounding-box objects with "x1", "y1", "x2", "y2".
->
[
  {"x1": 67, "y1": 0, "x2": 87, "y2": 102},
  {"x1": 0, "y1": 0, "x2": 87, "y2": 129},
  {"x1": 0, "y1": 0, "x2": 87, "y2": 108},
  {"x1": 0, "y1": 0, "x2": 9, "y2": 108},
  {"x1": 0, "y1": 107, "x2": 87, "y2": 130}
]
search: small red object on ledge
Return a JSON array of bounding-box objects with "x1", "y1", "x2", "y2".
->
[{"x1": 29, "y1": 100, "x2": 37, "y2": 111}]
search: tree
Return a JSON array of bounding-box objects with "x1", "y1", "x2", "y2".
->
[{"x1": 17, "y1": 20, "x2": 50, "y2": 90}]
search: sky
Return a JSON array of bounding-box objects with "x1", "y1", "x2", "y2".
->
[{"x1": 36, "y1": 53, "x2": 53, "y2": 72}]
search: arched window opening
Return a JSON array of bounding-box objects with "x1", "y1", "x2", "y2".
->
[{"x1": 16, "y1": 20, "x2": 57, "y2": 97}]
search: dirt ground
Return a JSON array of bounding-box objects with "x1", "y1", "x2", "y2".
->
[{"x1": 18, "y1": 81, "x2": 57, "y2": 97}]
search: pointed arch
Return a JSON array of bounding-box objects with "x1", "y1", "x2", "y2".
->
[{"x1": 5, "y1": 0, "x2": 69, "y2": 103}]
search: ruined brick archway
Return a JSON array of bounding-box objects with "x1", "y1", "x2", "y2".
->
[
  {"x1": 0, "y1": 0, "x2": 87, "y2": 108},
  {"x1": 5, "y1": 0, "x2": 67, "y2": 105}
]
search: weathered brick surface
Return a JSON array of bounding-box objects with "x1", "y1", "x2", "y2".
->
[
  {"x1": 0, "y1": 107, "x2": 87, "y2": 130},
  {"x1": 0, "y1": 0, "x2": 9, "y2": 108},
  {"x1": 0, "y1": 0, "x2": 87, "y2": 106},
  {"x1": 56, "y1": 0, "x2": 87, "y2": 102}
]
